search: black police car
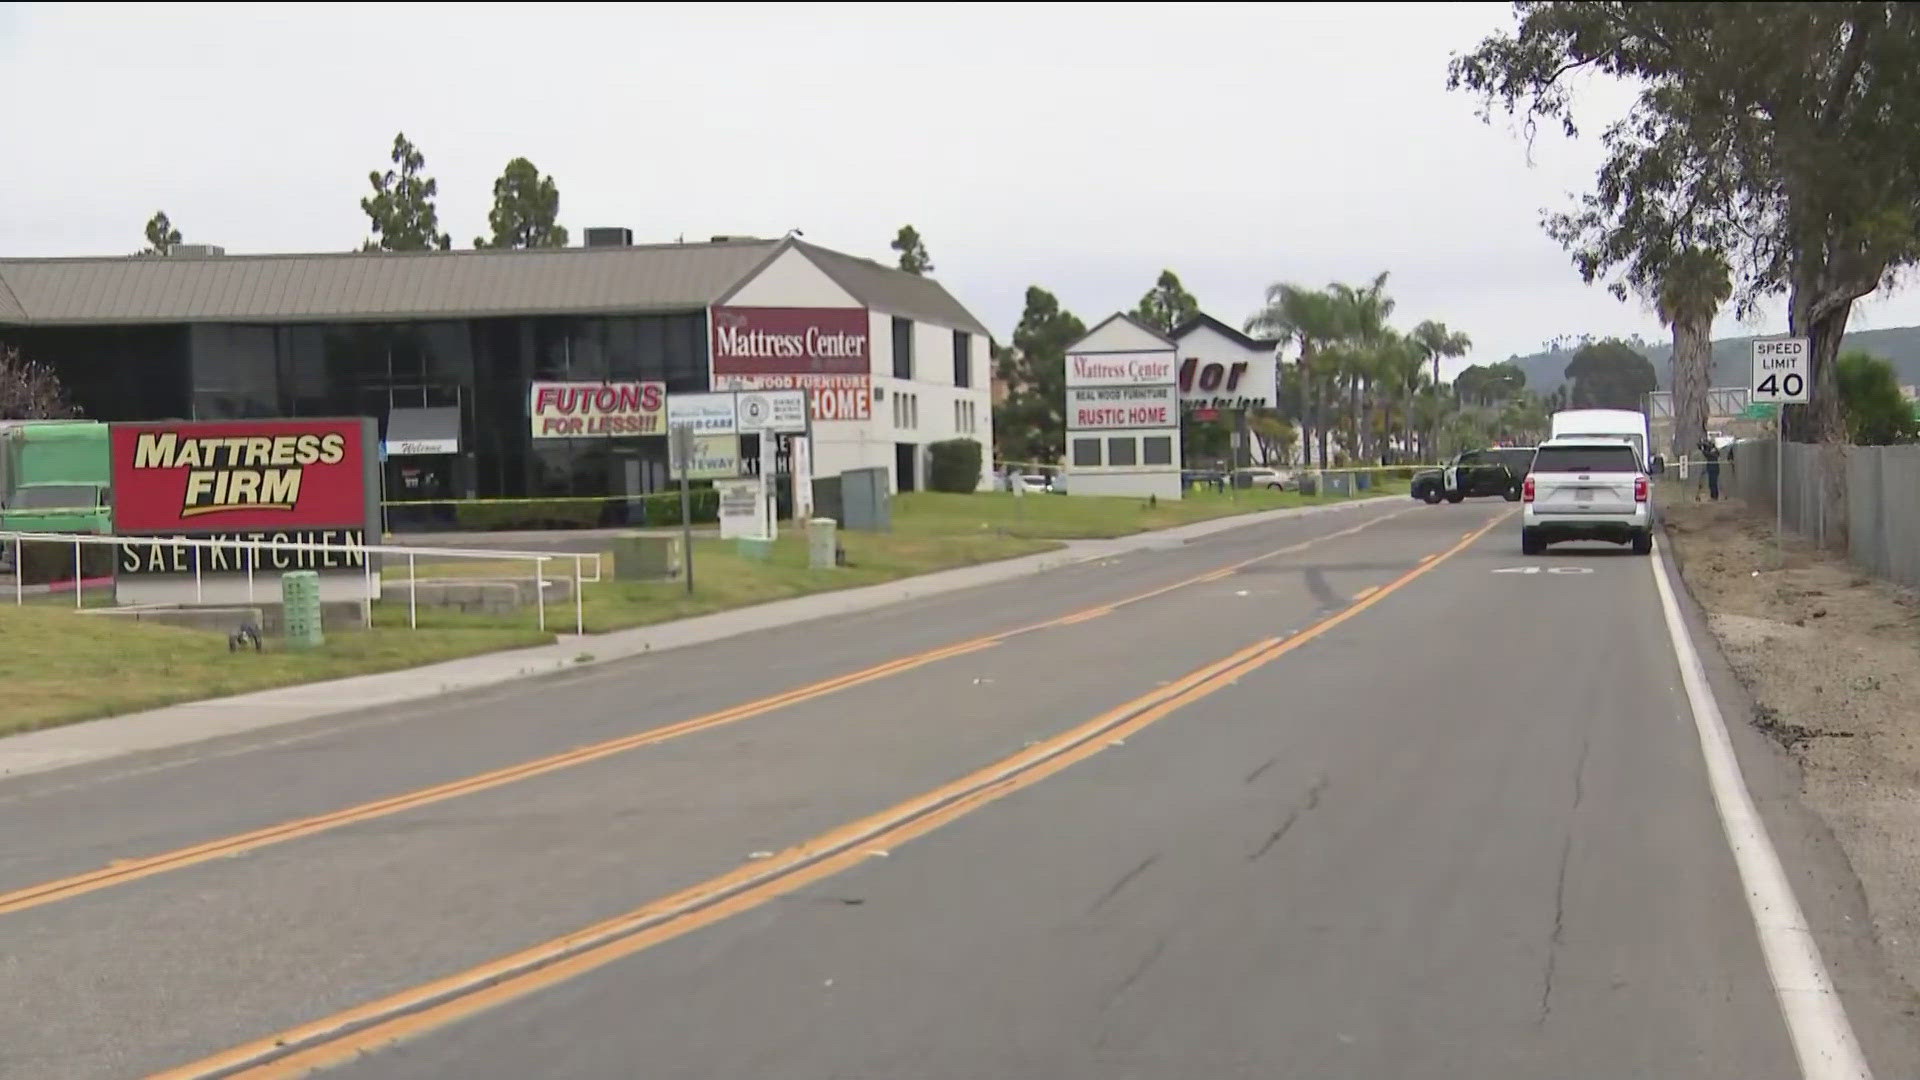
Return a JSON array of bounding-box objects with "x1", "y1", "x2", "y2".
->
[{"x1": 1410, "y1": 446, "x2": 1535, "y2": 504}]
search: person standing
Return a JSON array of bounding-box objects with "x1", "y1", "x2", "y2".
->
[{"x1": 1698, "y1": 437, "x2": 1722, "y2": 501}]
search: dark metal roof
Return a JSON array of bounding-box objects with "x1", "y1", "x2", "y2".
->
[
  {"x1": 0, "y1": 237, "x2": 996, "y2": 337},
  {"x1": 792, "y1": 241, "x2": 992, "y2": 337},
  {"x1": 1170, "y1": 312, "x2": 1280, "y2": 352},
  {"x1": 0, "y1": 241, "x2": 778, "y2": 326}
]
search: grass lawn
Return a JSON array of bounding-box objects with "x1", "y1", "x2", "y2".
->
[
  {"x1": 890, "y1": 481, "x2": 1408, "y2": 541},
  {"x1": 0, "y1": 605, "x2": 552, "y2": 736},
  {"x1": 0, "y1": 479, "x2": 1404, "y2": 735},
  {"x1": 377, "y1": 528, "x2": 1056, "y2": 634}
]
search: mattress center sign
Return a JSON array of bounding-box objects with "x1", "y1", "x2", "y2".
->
[
  {"x1": 710, "y1": 307, "x2": 873, "y2": 422},
  {"x1": 531, "y1": 382, "x2": 667, "y2": 438},
  {"x1": 109, "y1": 418, "x2": 380, "y2": 576}
]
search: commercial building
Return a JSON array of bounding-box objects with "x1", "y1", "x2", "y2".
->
[{"x1": 0, "y1": 234, "x2": 995, "y2": 512}]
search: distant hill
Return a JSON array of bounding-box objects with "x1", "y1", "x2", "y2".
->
[{"x1": 1504, "y1": 324, "x2": 1920, "y2": 391}]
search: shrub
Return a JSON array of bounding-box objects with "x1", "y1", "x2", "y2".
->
[
  {"x1": 13, "y1": 538, "x2": 117, "y2": 585},
  {"x1": 927, "y1": 439, "x2": 984, "y2": 493},
  {"x1": 446, "y1": 491, "x2": 721, "y2": 532}
]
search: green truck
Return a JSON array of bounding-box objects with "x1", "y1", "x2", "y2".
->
[{"x1": 1, "y1": 421, "x2": 112, "y2": 572}]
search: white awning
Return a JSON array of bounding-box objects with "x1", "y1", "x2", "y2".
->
[{"x1": 383, "y1": 407, "x2": 460, "y2": 456}]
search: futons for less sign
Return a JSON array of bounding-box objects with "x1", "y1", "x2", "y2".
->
[{"x1": 530, "y1": 382, "x2": 667, "y2": 438}]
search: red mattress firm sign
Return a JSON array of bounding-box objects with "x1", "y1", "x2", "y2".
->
[
  {"x1": 111, "y1": 419, "x2": 372, "y2": 533},
  {"x1": 1069, "y1": 385, "x2": 1177, "y2": 429},
  {"x1": 710, "y1": 307, "x2": 870, "y2": 377},
  {"x1": 530, "y1": 381, "x2": 667, "y2": 438}
]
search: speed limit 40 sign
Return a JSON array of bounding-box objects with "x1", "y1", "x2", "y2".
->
[{"x1": 1752, "y1": 337, "x2": 1810, "y2": 404}]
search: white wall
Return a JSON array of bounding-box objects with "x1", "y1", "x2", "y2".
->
[
  {"x1": 721, "y1": 247, "x2": 859, "y2": 307},
  {"x1": 865, "y1": 309, "x2": 993, "y2": 493}
]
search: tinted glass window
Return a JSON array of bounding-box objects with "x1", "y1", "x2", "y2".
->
[
  {"x1": 1532, "y1": 445, "x2": 1641, "y2": 473},
  {"x1": 892, "y1": 317, "x2": 914, "y2": 379}
]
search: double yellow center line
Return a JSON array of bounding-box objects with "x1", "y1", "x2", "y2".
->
[
  {"x1": 153, "y1": 511, "x2": 1508, "y2": 1079},
  {"x1": 0, "y1": 506, "x2": 1411, "y2": 921}
]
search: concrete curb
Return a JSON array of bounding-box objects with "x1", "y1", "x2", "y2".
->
[{"x1": 0, "y1": 496, "x2": 1400, "y2": 780}]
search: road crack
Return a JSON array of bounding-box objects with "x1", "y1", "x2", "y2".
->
[
  {"x1": 1539, "y1": 737, "x2": 1588, "y2": 1026},
  {"x1": 1244, "y1": 756, "x2": 1279, "y2": 785},
  {"x1": 1102, "y1": 934, "x2": 1169, "y2": 1013},
  {"x1": 1086, "y1": 853, "x2": 1159, "y2": 916},
  {"x1": 1248, "y1": 774, "x2": 1328, "y2": 862}
]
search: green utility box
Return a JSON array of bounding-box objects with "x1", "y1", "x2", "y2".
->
[
  {"x1": 282, "y1": 570, "x2": 324, "y2": 650},
  {"x1": 612, "y1": 533, "x2": 681, "y2": 581}
]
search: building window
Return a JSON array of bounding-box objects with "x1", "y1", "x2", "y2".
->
[
  {"x1": 908, "y1": 392, "x2": 918, "y2": 429},
  {"x1": 892, "y1": 316, "x2": 914, "y2": 380},
  {"x1": 1107, "y1": 436, "x2": 1138, "y2": 467},
  {"x1": 1072, "y1": 437, "x2": 1102, "y2": 467},
  {"x1": 953, "y1": 330, "x2": 971, "y2": 388},
  {"x1": 1143, "y1": 435, "x2": 1174, "y2": 465}
]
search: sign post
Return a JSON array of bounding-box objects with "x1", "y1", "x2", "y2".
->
[
  {"x1": 1751, "y1": 336, "x2": 1810, "y2": 563},
  {"x1": 669, "y1": 423, "x2": 697, "y2": 595}
]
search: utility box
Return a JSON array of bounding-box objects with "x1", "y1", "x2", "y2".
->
[
  {"x1": 612, "y1": 533, "x2": 680, "y2": 581},
  {"x1": 807, "y1": 518, "x2": 838, "y2": 570},
  {"x1": 282, "y1": 570, "x2": 324, "y2": 650},
  {"x1": 839, "y1": 467, "x2": 891, "y2": 532}
]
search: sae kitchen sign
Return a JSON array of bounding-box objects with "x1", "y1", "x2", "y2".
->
[{"x1": 110, "y1": 418, "x2": 380, "y2": 576}]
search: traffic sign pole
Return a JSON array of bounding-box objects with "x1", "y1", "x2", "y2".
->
[{"x1": 1751, "y1": 336, "x2": 1809, "y2": 566}]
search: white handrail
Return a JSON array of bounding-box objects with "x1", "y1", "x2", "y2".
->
[{"x1": 1, "y1": 530, "x2": 604, "y2": 634}]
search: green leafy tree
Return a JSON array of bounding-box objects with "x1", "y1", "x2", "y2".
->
[
  {"x1": 1454, "y1": 362, "x2": 1527, "y2": 407},
  {"x1": 996, "y1": 288, "x2": 1085, "y2": 465},
  {"x1": 1835, "y1": 351, "x2": 1918, "y2": 445},
  {"x1": 1131, "y1": 270, "x2": 1200, "y2": 334},
  {"x1": 142, "y1": 212, "x2": 181, "y2": 256},
  {"x1": 361, "y1": 132, "x2": 451, "y2": 252},
  {"x1": 1563, "y1": 339, "x2": 1657, "y2": 411},
  {"x1": 473, "y1": 158, "x2": 568, "y2": 249},
  {"x1": 1449, "y1": 3, "x2": 1920, "y2": 467},
  {"x1": 1653, "y1": 247, "x2": 1732, "y2": 460},
  {"x1": 1248, "y1": 410, "x2": 1297, "y2": 466},
  {"x1": 890, "y1": 226, "x2": 933, "y2": 275}
]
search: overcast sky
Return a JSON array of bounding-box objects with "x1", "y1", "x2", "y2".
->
[{"x1": 4, "y1": 1, "x2": 1916, "y2": 376}]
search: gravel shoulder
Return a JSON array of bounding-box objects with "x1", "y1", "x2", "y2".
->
[{"x1": 1662, "y1": 496, "x2": 1920, "y2": 1000}]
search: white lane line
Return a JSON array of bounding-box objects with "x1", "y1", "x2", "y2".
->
[{"x1": 1649, "y1": 537, "x2": 1872, "y2": 1080}]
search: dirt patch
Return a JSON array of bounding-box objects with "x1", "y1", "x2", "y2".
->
[{"x1": 1663, "y1": 498, "x2": 1920, "y2": 996}]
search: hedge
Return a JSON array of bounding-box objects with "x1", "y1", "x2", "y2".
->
[
  {"x1": 927, "y1": 439, "x2": 984, "y2": 493},
  {"x1": 11, "y1": 539, "x2": 118, "y2": 585},
  {"x1": 447, "y1": 490, "x2": 721, "y2": 532}
]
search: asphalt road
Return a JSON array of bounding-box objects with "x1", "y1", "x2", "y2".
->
[{"x1": 1, "y1": 500, "x2": 1915, "y2": 1079}]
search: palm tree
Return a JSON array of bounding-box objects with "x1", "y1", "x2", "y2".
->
[
  {"x1": 1378, "y1": 333, "x2": 1431, "y2": 463},
  {"x1": 1654, "y1": 248, "x2": 1732, "y2": 460},
  {"x1": 1326, "y1": 273, "x2": 1395, "y2": 463},
  {"x1": 1247, "y1": 284, "x2": 1346, "y2": 468},
  {"x1": 1411, "y1": 320, "x2": 1472, "y2": 458}
]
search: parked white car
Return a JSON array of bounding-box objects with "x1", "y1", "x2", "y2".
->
[
  {"x1": 1521, "y1": 438, "x2": 1655, "y2": 556},
  {"x1": 1234, "y1": 467, "x2": 1291, "y2": 490}
]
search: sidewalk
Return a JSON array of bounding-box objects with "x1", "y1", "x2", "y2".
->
[{"x1": 0, "y1": 497, "x2": 1399, "y2": 779}]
